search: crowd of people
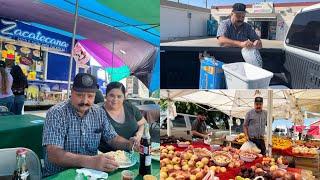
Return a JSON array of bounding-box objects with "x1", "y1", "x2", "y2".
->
[
  {"x1": 0, "y1": 61, "x2": 28, "y2": 115},
  {"x1": 1, "y1": 60, "x2": 150, "y2": 176},
  {"x1": 41, "y1": 73, "x2": 148, "y2": 176}
]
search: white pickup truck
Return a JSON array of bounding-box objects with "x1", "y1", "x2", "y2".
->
[{"x1": 160, "y1": 113, "x2": 232, "y2": 141}]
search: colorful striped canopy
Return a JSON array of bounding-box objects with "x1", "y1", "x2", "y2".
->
[{"x1": 0, "y1": 0, "x2": 160, "y2": 91}]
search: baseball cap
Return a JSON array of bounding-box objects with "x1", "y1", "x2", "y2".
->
[
  {"x1": 0, "y1": 61, "x2": 6, "y2": 68},
  {"x1": 232, "y1": 3, "x2": 247, "y2": 13},
  {"x1": 72, "y1": 73, "x2": 97, "y2": 92},
  {"x1": 255, "y1": 97, "x2": 263, "y2": 103}
]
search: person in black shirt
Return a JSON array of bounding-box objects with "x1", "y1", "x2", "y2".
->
[
  {"x1": 10, "y1": 65, "x2": 28, "y2": 115},
  {"x1": 191, "y1": 111, "x2": 210, "y2": 139},
  {"x1": 94, "y1": 84, "x2": 104, "y2": 104}
]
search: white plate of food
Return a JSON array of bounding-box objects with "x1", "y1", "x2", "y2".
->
[
  {"x1": 20, "y1": 47, "x2": 31, "y2": 54},
  {"x1": 76, "y1": 168, "x2": 108, "y2": 179},
  {"x1": 104, "y1": 150, "x2": 137, "y2": 168},
  {"x1": 5, "y1": 44, "x2": 16, "y2": 51}
]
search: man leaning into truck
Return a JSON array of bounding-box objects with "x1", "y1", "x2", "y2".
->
[{"x1": 217, "y1": 3, "x2": 262, "y2": 49}]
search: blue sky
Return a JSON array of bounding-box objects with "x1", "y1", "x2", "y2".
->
[
  {"x1": 272, "y1": 118, "x2": 319, "y2": 129},
  {"x1": 169, "y1": 0, "x2": 320, "y2": 8}
]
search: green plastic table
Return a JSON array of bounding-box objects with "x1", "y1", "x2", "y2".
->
[
  {"x1": 0, "y1": 114, "x2": 44, "y2": 159},
  {"x1": 44, "y1": 160, "x2": 160, "y2": 180}
]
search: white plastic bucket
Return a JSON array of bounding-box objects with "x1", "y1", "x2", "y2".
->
[{"x1": 222, "y1": 62, "x2": 273, "y2": 89}]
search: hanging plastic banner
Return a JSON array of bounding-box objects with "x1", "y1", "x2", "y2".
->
[
  {"x1": 73, "y1": 42, "x2": 90, "y2": 68},
  {"x1": 168, "y1": 101, "x2": 177, "y2": 120}
]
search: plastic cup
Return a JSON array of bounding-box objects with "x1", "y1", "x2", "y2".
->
[
  {"x1": 143, "y1": 175, "x2": 157, "y2": 180},
  {"x1": 121, "y1": 170, "x2": 135, "y2": 180}
]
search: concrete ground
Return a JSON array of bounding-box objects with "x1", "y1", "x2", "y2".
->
[{"x1": 161, "y1": 37, "x2": 283, "y2": 49}]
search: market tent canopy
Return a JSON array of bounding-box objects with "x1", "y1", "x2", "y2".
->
[
  {"x1": 307, "y1": 126, "x2": 320, "y2": 135},
  {"x1": 161, "y1": 89, "x2": 320, "y2": 124},
  {"x1": 78, "y1": 39, "x2": 158, "y2": 86},
  {"x1": 161, "y1": 90, "x2": 320, "y2": 156},
  {"x1": 0, "y1": 0, "x2": 160, "y2": 91}
]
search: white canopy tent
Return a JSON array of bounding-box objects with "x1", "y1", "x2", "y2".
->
[
  {"x1": 161, "y1": 89, "x2": 320, "y2": 121},
  {"x1": 161, "y1": 89, "x2": 320, "y2": 155}
]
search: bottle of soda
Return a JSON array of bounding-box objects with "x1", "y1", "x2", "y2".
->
[
  {"x1": 12, "y1": 149, "x2": 30, "y2": 180},
  {"x1": 139, "y1": 123, "x2": 151, "y2": 176}
]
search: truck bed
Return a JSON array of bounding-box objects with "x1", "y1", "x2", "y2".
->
[
  {"x1": 161, "y1": 38, "x2": 283, "y2": 49},
  {"x1": 161, "y1": 38, "x2": 287, "y2": 89}
]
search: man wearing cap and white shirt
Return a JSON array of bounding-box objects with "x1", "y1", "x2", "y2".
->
[
  {"x1": 243, "y1": 97, "x2": 267, "y2": 155},
  {"x1": 42, "y1": 73, "x2": 136, "y2": 177},
  {"x1": 217, "y1": 3, "x2": 262, "y2": 49}
]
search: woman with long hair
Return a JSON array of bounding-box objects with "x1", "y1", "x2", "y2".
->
[
  {"x1": 11, "y1": 65, "x2": 28, "y2": 114},
  {"x1": 0, "y1": 61, "x2": 14, "y2": 111},
  {"x1": 99, "y1": 82, "x2": 147, "y2": 152}
]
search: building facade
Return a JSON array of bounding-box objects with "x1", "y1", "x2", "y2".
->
[
  {"x1": 160, "y1": 0, "x2": 211, "y2": 41},
  {"x1": 211, "y1": 2, "x2": 319, "y2": 41},
  {"x1": 125, "y1": 76, "x2": 150, "y2": 98}
]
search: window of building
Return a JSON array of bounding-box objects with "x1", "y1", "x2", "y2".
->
[{"x1": 286, "y1": 9, "x2": 320, "y2": 52}]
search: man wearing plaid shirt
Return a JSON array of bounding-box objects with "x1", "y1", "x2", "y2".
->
[
  {"x1": 42, "y1": 73, "x2": 135, "y2": 177},
  {"x1": 217, "y1": 3, "x2": 262, "y2": 49}
]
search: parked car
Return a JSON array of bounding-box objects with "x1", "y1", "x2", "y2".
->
[
  {"x1": 160, "y1": 113, "x2": 234, "y2": 141},
  {"x1": 273, "y1": 126, "x2": 288, "y2": 136},
  {"x1": 160, "y1": 113, "x2": 197, "y2": 140}
]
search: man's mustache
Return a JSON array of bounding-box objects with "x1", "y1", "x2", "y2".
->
[
  {"x1": 237, "y1": 20, "x2": 243, "y2": 24},
  {"x1": 78, "y1": 103, "x2": 90, "y2": 107}
]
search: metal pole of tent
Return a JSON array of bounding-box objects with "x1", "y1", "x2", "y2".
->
[
  {"x1": 229, "y1": 121, "x2": 231, "y2": 135},
  {"x1": 67, "y1": 0, "x2": 80, "y2": 98},
  {"x1": 167, "y1": 101, "x2": 172, "y2": 137},
  {"x1": 167, "y1": 91, "x2": 172, "y2": 137},
  {"x1": 267, "y1": 90, "x2": 273, "y2": 157},
  {"x1": 111, "y1": 26, "x2": 115, "y2": 82},
  {"x1": 229, "y1": 110, "x2": 232, "y2": 136}
]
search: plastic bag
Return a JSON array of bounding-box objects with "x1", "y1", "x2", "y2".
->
[
  {"x1": 241, "y1": 47, "x2": 263, "y2": 67},
  {"x1": 240, "y1": 141, "x2": 261, "y2": 154}
]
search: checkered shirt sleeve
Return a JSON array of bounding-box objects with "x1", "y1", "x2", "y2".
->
[
  {"x1": 217, "y1": 20, "x2": 228, "y2": 38},
  {"x1": 42, "y1": 107, "x2": 66, "y2": 148},
  {"x1": 101, "y1": 110, "x2": 118, "y2": 142}
]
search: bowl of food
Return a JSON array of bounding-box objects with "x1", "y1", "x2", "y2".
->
[
  {"x1": 212, "y1": 152, "x2": 232, "y2": 166},
  {"x1": 177, "y1": 141, "x2": 191, "y2": 148},
  {"x1": 277, "y1": 156, "x2": 289, "y2": 169},
  {"x1": 193, "y1": 148, "x2": 212, "y2": 158},
  {"x1": 239, "y1": 152, "x2": 257, "y2": 162},
  {"x1": 226, "y1": 135, "x2": 237, "y2": 142},
  {"x1": 211, "y1": 144, "x2": 221, "y2": 151}
]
